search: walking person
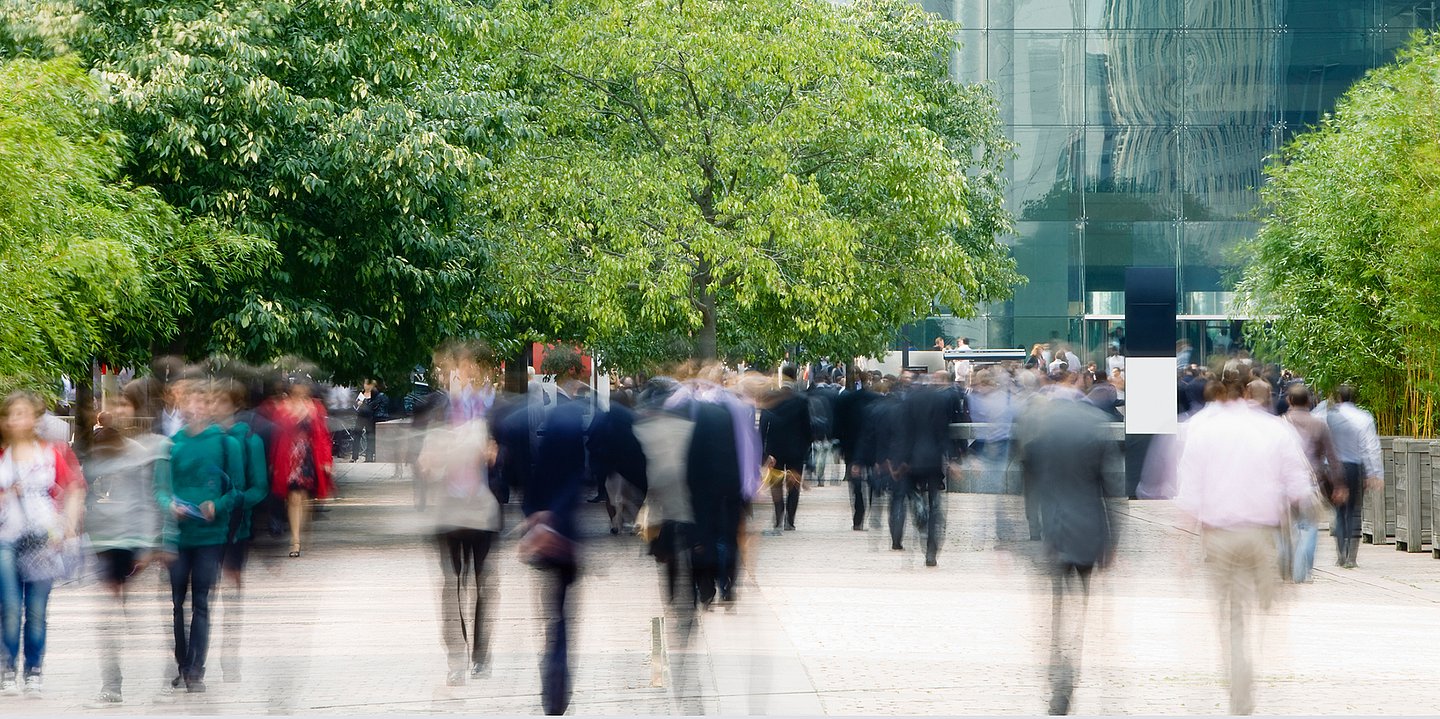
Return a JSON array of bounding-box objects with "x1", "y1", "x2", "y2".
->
[
  {"x1": 419, "y1": 344, "x2": 503, "y2": 686},
  {"x1": 263, "y1": 378, "x2": 333, "y2": 558},
  {"x1": 759, "y1": 365, "x2": 811, "y2": 534},
  {"x1": 1279, "y1": 384, "x2": 1342, "y2": 583},
  {"x1": 350, "y1": 379, "x2": 388, "y2": 463},
  {"x1": 83, "y1": 389, "x2": 167, "y2": 706},
  {"x1": 893, "y1": 372, "x2": 962, "y2": 567},
  {"x1": 516, "y1": 347, "x2": 589, "y2": 716},
  {"x1": 1322, "y1": 385, "x2": 1383, "y2": 569},
  {"x1": 211, "y1": 379, "x2": 270, "y2": 683},
  {"x1": 1176, "y1": 373, "x2": 1313, "y2": 715},
  {"x1": 157, "y1": 380, "x2": 245, "y2": 694},
  {"x1": 0, "y1": 391, "x2": 85, "y2": 697},
  {"x1": 835, "y1": 373, "x2": 880, "y2": 530},
  {"x1": 1014, "y1": 391, "x2": 1118, "y2": 714}
]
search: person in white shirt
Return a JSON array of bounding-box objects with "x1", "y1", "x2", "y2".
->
[
  {"x1": 1176, "y1": 373, "x2": 1313, "y2": 715},
  {"x1": 1322, "y1": 385, "x2": 1383, "y2": 569},
  {"x1": 1105, "y1": 346, "x2": 1125, "y2": 377}
]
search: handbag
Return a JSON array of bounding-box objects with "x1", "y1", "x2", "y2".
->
[
  {"x1": 518, "y1": 511, "x2": 575, "y2": 568},
  {"x1": 11, "y1": 495, "x2": 70, "y2": 583}
]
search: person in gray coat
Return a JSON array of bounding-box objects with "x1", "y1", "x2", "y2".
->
[{"x1": 1015, "y1": 393, "x2": 1119, "y2": 715}]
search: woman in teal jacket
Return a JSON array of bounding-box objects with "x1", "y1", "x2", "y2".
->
[{"x1": 155, "y1": 379, "x2": 244, "y2": 694}]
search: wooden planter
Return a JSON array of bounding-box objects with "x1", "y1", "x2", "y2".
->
[
  {"x1": 1363, "y1": 436, "x2": 1398, "y2": 545},
  {"x1": 1392, "y1": 438, "x2": 1434, "y2": 552}
]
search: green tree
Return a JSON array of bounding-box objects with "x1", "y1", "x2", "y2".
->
[
  {"x1": 478, "y1": 0, "x2": 1020, "y2": 365},
  {"x1": 0, "y1": 55, "x2": 266, "y2": 390},
  {"x1": 1236, "y1": 31, "x2": 1440, "y2": 436},
  {"x1": 3, "y1": 0, "x2": 522, "y2": 383}
]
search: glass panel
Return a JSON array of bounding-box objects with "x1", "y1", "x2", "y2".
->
[
  {"x1": 954, "y1": 0, "x2": 987, "y2": 30},
  {"x1": 1180, "y1": 221, "x2": 1260, "y2": 296},
  {"x1": 1083, "y1": 221, "x2": 1178, "y2": 293},
  {"x1": 1378, "y1": 0, "x2": 1440, "y2": 31},
  {"x1": 1279, "y1": 32, "x2": 1372, "y2": 134},
  {"x1": 1009, "y1": 221, "x2": 1083, "y2": 323},
  {"x1": 1007, "y1": 127, "x2": 1085, "y2": 221},
  {"x1": 1183, "y1": 31, "x2": 1281, "y2": 126},
  {"x1": 1179, "y1": 126, "x2": 1272, "y2": 221},
  {"x1": 954, "y1": 30, "x2": 989, "y2": 85},
  {"x1": 1083, "y1": 126, "x2": 1181, "y2": 222},
  {"x1": 1088, "y1": 31, "x2": 1182, "y2": 126},
  {"x1": 1091, "y1": 0, "x2": 1182, "y2": 30},
  {"x1": 1003, "y1": 0, "x2": 1087, "y2": 30},
  {"x1": 1183, "y1": 0, "x2": 1284, "y2": 30},
  {"x1": 1288, "y1": 0, "x2": 1377, "y2": 31},
  {"x1": 991, "y1": 31, "x2": 1085, "y2": 126}
]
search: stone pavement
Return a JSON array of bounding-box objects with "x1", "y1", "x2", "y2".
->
[{"x1": 14, "y1": 462, "x2": 1440, "y2": 715}]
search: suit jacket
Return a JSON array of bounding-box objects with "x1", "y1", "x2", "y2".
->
[
  {"x1": 1016, "y1": 398, "x2": 1116, "y2": 568},
  {"x1": 901, "y1": 385, "x2": 961, "y2": 475},
  {"x1": 522, "y1": 394, "x2": 587, "y2": 541},
  {"x1": 834, "y1": 388, "x2": 879, "y2": 463},
  {"x1": 760, "y1": 387, "x2": 812, "y2": 470}
]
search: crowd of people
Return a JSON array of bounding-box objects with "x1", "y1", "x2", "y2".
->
[{"x1": 0, "y1": 335, "x2": 1389, "y2": 715}]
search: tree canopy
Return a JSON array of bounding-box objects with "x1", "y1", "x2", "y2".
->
[
  {"x1": 1236, "y1": 31, "x2": 1440, "y2": 436},
  {"x1": 477, "y1": 0, "x2": 1020, "y2": 369},
  {"x1": 3, "y1": 0, "x2": 522, "y2": 382},
  {"x1": 0, "y1": 55, "x2": 265, "y2": 390}
]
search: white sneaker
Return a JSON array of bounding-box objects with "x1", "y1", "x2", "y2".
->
[
  {"x1": 86, "y1": 691, "x2": 124, "y2": 708},
  {"x1": 22, "y1": 674, "x2": 41, "y2": 698},
  {"x1": 0, "y1": 673, "x2": 17, "y2": 696}
]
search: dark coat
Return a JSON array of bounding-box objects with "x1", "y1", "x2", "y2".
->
[
  {"x1": 759, "y1": 387, "x2": 812, "y2": 470},
  {"x1": 833, "y1": 387, "x2": 879, "y2": 464},
  {"x1": 1016, "y1": 398, "x2": 1116, "y2": 568},
  {"x1": 523, "y1": 393, "x2": 588, "y2": 541},
  {"x1": 901, "y1": 385, "x2": 962, "y2": 476}
]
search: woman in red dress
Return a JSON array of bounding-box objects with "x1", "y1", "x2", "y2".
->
[{"x1": 264, "y1": 379, "x2": 332, "y2": 557}]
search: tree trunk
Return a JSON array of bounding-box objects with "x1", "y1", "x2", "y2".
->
[
  {"x1": 73, "y1": 370, "x2": 95, "y2": 456},
  {"x1": 504, "y1": 342, "x2": 530, "y2": 395},
  {"x1": 696, "y1": 294, "x2": 718, "y2": 361}
]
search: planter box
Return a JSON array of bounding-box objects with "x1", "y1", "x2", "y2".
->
[
  {"x1": 1363, "y1": 437, "x2": 1398, "y2": 545},
  {"x1": 1392, "y1": 438, "x2": 1433, "y2": 552}
]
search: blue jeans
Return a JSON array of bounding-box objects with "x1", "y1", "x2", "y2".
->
[
  {"x1": 1291, "y1": 517, "x2": 1318, "y2": 582},
  {"x1": 169, "y1": 545, "x2": 225, "y2": 682},
  {"x1": 0, "y1": 543, "x2": 53, "y2": 675}
]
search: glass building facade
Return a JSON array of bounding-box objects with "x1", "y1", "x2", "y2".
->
[{"x1": 903, "y1": 0, "x2": 1439, "y2": 361}]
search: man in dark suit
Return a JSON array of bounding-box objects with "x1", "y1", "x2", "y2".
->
[
  {"x1": 895, "y1": 372, "x2": 963, "y2": 566},
  {"x1": 1015, "y1": 392, "x2": 1118, "y2": 715},
  {"x1": 834, "y1": 372, "x2": 880, "y2": 530},
  {"x1": 759, "y1": 365, "x2": 812, "y2": 533}
]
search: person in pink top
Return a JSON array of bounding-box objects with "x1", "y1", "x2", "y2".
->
[{"x1": 1175, "y1": 372, "x2": 1313, "y2": 715}]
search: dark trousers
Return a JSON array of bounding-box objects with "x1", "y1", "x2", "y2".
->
[
  {"x1": 438, "y1": 529, "x2": 496, "y2": 673},
  {"x1": 351, "y1": 417, "x2": 376, "y2": 461},
  {"x1": 847, "y1": 464, "x2": 867, "y2": 528},
  {"x1": 890, "y1": 473, "x2": 945, "y2": 561},
  {"x1": 1049, "y1": 563, "x2": 1094, "y2": 715},
  {"x1": 1333, "y1": 462, "x2": 1364, "y2": 561},
  {"x1": 169, "y1": 544, "x2": 224, "y2": 682},
  {"x1": 539, "y1": 561, "x2": 577, "y2": 716},
  {"x1": 770, "y1": 466, "x2": 802, "y2": 529}
]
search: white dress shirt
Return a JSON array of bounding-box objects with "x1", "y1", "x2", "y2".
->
[
  {"x1": 1176, "y1": 400, "x2": 1314, "y2": 529},
  {"x1": 1325, "y1": 402, "x2": 1384, "y2": 479}
]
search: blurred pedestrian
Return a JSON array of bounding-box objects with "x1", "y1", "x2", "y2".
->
[
  {"x1": 894, "y1": 372, "x2": 961, "y2": 567},
  {"x1": 0, "y1": 390, "x2": 85, "y2": 697},
  {"x1": 835, "y1": 373, "x2": 880, "y2": 530},
  {"x1": 83, "y1": 388, "x2": 167, "y2": 706},
  {"x1": 1015, "y1": 391, "x2": 1117, "y2": 714},
  {"x1": 157, "y1": 379, "x2": 245, "y2": 694},
  {"x1": 210, "y1": 379, "x2": 270, "y2": 683},
  {"x1": 263, "y1": 378, "x2": 333, "y2": 558},
  {"x1": 1323, "y1": 384, "x2": 1383, "y2": 569},
  {"x1": 420, "y1": 343, "x2": 503, "y2": 686},
  {"x1": 1176, "y1": 373, "x2": 1313, "y2": 714},
  {"x1": 1280, "y1": 385, "x2": 1342, "y2": 583},
  {"x1": 350, "y1": 379, "x2": 388, "y2": 463},
  {"x1": 759, "y1": 365, "x2": 811, "y2": 534}
]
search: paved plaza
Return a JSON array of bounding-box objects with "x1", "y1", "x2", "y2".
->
[{"x1": 15, "y1": 462, "x2": 1440, "y2": 715}]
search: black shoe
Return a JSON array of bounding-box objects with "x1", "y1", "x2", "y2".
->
[
  {"x1": 925, "y1": 556, "x2": 938, "y2": 567},
  {"x1": 784, "y1": 523, "x2": 796, "y2": 531},
  {"x1": 585, "y1": 495, "x2": 604, "y2": 504},
  {"x1": 186, "y1": 678, "x2": 206, "y2": 694},
  {"x1": 853, "y1": 524, "x2": 864, "y2": 531},
  {"x1": 891, "y1": 543, "x2": 904, "y2": 551}
]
